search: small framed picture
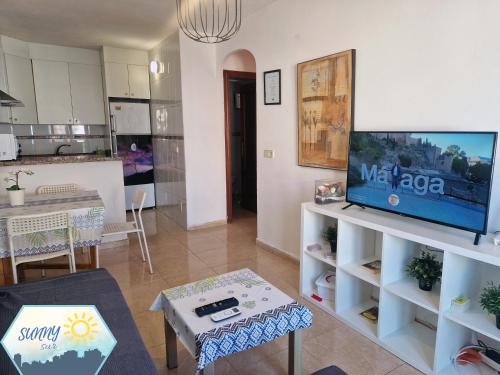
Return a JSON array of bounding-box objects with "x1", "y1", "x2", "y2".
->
[{"x1": 264, "y1": 69, "x2": 281, "y2": 105}]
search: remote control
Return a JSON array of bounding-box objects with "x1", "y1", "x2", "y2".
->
[
  {"x1": 210, "y1": 307, "x2": 241, "y2": 322},
  {"x1": 195, "y1": 297, "x2": 239, "y2": 317}
]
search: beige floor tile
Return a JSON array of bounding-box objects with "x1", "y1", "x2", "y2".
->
[{"x1": 19, "y1": 208, "x2": 419, "y2": 374}]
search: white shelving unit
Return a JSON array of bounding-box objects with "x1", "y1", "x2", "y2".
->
[{"x1": 300, "y1": 202, "x2": 500, "y2": 375}]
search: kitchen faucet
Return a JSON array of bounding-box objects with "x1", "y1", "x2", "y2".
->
[{"x1": 55, "y1": 144, "x2": 71, "y2": 155}]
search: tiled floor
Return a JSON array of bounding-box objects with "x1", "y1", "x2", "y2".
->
[{"x1": 31, "y1": 208, "x2": 423, "y2": 375}]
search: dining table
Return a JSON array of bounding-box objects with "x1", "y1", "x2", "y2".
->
[{"x1": 0, "y1": 190, "x2": 105, "y2": 286}]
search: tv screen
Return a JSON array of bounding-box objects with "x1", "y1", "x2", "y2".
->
[{"x1": 346, "y1": 132, "x2": 497, "y2": 234}]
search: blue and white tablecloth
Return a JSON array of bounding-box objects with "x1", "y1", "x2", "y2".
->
[
  {"x1": 0, "y1": 190, "x2": 105, "y2": 258},
  {"x1": 150, "y1": 268, "x2": 313, "y2": 372}
]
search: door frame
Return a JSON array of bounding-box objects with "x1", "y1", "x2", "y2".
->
[{"x1": 223, "y1": 70, "x2": 257, "y2": 223}]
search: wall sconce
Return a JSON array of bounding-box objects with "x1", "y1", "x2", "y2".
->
[{"x1": 150, "y1": 60, "x2": 165, "y2": 74}]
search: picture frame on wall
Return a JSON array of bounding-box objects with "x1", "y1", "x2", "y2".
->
[
  {"x1": 264, "y1": 69, "x2": 281, "y2": 105},
  {"x1": 297, "y1": 49, "x2": 355, "y2": 170}
]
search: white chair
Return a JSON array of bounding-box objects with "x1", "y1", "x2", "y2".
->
[
  {"x1": 101, "y1": 189, "x2": 153, "y2": 274},
  {"x1": 36, "y1": 183, "x2": 80, "y2": 195},
  {"x1": 7, "y1": 211, "x2": 76, "y2": 284}
]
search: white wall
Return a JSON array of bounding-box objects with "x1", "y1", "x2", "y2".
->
[
  {"x1": 181, "y1": 0, "x2": 500, "y2": 257},
  {"x1": 179, "y1": 36, "x2": 227, "y2": 229},
  {"x1": 222, "y1": 49, "x2": 256, "y2": 72}
]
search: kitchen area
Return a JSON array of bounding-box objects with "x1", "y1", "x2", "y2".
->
[{"x1": 0, "y1": 35, "x2": 172, "y2": 238}]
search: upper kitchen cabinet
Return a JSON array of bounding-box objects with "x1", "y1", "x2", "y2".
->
[
  {"x1": 104, "y1": 62, "x2": 130, "y2": 98},
  {"x1": 32, "y1": 59, "x2": 73, "y2": 124},
  {"x1": 128, "y1": 65, "x2": 150, "y2": 99},
  {"x1": 103, "y1": 46, "x2": 150, "y2": 99},
  {"x1": 104, "y1": 63, "x2": 150, "y2": 99},
  {"x1": 30, "y1": 43, "x2": 105, "y2": 125},
  {"x1": 4, "y1": 54, "x2": 38, "y2": 124},
  {"x1": 68, "y1": 64, "x2": 105, "y2": 125}
]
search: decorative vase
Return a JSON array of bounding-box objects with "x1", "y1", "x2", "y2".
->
[
  {"x1": 329, "y1": 239, "x2": 337, "y2": 253},
  {"x1": 8, "y1": 189, "x2": 25, "y2": 206},
  {"x1": 496, "y1": 315, "x2": 500, "y2": 330},
  {"x1": 418, "y1": 279, "x2": 433, "y2": 291}
]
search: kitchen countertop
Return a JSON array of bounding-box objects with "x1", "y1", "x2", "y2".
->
[{"x1": 0, "y1": 155, "x2": 124, "y2": 167}]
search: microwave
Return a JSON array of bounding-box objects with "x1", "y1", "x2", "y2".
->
[{"x1": 0, "y1": 134, "x2": 18, "y2": 160}]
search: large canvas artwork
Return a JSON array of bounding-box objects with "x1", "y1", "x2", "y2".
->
[{"x1": 297, "y1": 49, "x2": 355, "y2": 170}]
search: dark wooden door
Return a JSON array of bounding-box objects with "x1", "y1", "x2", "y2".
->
[{"x1": 240, "y1": 81, "x2": 257, "y2": 212}]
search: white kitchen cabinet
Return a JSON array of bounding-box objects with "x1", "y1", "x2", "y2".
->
[
  {"x1": 32, "y1": 59, "x2": 73, "y2": 124},
  {"x1": 69, "y1": 63, "x2": 105, "y2": 124},
  {"x1": 4, "y1": 53, "x2": 38, "y2": 124},
  {"x1": 128, "y1": 65, "x2": 150, "y2": 99},
  {"x1": 105, "y1": 62, "x2": 130, "y2": 98},
  {"x1": 105, "y1": 62, "x2": 150, "y2": 99}
]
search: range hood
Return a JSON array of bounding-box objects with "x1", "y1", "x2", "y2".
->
[{"x1": 0, "y1": 89, "x2": 23, "y2": 107}]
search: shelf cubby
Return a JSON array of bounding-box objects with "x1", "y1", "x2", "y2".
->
[
  {"x1": 379, "y1": 292, "x2": 438, "y2": 374},
  {"x1": 440, "y1": 252, "x2": 500, "y2": 343},
  {"x1": 382, "y1": 234, "x2": 443, "y2": 313},
  {"x1": 336, "y1": 271, "x2": 379, "y2": 338},
  {"x1": 435, "y1": 316, "x2": 499, "y2": 374},
  {"x1": 337, "y1": 220, "x2": 382, "y2": 287}
]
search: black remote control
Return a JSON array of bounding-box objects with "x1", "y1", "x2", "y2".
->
[{"x1": 195, "y1": 297, "x2": 239, "y2": 317}]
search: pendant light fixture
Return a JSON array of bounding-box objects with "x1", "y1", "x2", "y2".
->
[{"x1": 176, "y1": 0, "x2": 242, "y2": 44}]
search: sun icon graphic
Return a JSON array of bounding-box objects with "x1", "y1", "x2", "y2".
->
[{"x1": 63, "y1": 312, "x2": 99, "y2": 345}]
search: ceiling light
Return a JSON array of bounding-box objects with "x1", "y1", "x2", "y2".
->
[{"x1": 176, "y1": 0, "x2": 242, "y2": 44}]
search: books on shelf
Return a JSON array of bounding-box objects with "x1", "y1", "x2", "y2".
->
[
  {"x1": 361, "y1": 260, "x2": 382, "y2": 274},
  {"x1": 360, "y1": 306, "x2": 379, "y2": 323}
]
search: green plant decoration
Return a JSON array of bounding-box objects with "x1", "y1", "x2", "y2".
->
[
  {"x1": 321, "y1": 225, "x2": 337, "y2": 243},
  {"x1": 406, "y1": 251, "x2": 442, "y2": 291},
  {"x1": 480, "y1": 282, "x2": 500, "y2": 316},
  {"x1": 4, "y1": 169, "x2": 34, "y2": 191},
  {"x1": 322, "y1": 224, "x2": 338, "y2": 253}
]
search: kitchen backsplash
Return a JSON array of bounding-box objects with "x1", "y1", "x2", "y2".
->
[{"x1": 0, "y1": 123, "x2": 107, "y2": 155}]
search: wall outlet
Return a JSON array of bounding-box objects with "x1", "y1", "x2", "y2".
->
[{"x1": 264, "y1": 150, "x2": 275, "y2": 158}]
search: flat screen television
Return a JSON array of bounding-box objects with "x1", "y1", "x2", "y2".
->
[{"x1": 346, "y1": 131, "x2": 497, "y2": 240}]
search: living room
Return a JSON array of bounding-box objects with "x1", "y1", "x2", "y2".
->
[{"x1": 0, "y1": 1, "x2": 499, "y2": 374}]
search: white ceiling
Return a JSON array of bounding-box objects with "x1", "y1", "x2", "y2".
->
[{"x1": 0, "y1": 0, "x2": 276, "y2": 50}]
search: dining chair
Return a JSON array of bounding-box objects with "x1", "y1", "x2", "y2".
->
[
  {"x1": 36, "y1": 183, "x2": 80, "y2": 195},
  {"x1": 7, "y1": 211, "x2": 76, "y2": 284},
  {"x1": 101, "y1": 189, "x2": 153, "y2": 274}
]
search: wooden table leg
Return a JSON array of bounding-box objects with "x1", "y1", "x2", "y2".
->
[
  {"x1": 89, "y1": 246, "x2": 97, "y2": 269},
  {"x1": 288, "y1": 329, "x2": 302, "y2": 375},
  {"x1": 201, "y1": 363, "x2": 215, "y2": 375},
  {"x1": 165, "y1": 315, "x2": 178, "y2": 369},
  {"x1": 0, "y1": 257, "x2": 14, "y2": 286}
]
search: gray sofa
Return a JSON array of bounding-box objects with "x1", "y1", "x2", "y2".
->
[{"x1": 0, "y1": 268, "x2": 158, "y2": 375}]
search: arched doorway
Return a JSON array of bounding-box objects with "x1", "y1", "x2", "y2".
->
[{"x1": 223, "y1": 50, "x2": 257, "y2": 223}]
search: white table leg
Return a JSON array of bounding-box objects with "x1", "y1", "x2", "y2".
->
[
  {"x1": 288, "y1": 329, "x2": 302, "y2": 375},
  {"x1": 201, "y1": 362, "x2": 215, "y2": 375}
]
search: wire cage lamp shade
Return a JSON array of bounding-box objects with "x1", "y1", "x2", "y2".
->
[{"x1": 176, "y1": 0, "x2": 242, "y2": 43}]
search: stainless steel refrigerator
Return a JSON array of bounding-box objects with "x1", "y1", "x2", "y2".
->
[{"x1": 110, "y1": 102, "x2": 155, "y2": 209}]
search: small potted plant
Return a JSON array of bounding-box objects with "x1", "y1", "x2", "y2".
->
[
  {"x1": 322, "y1": 224, "x2": 338, "y2": 253},
  {"x1": 4, "y1": 169, "x2": 34, "y2": 206},
  {"x1": 480, "y1": 282, "x2": 500, "y2": 329},
  {"x1": 406, "y1": 251, "x2": 442, "y2": 291}
]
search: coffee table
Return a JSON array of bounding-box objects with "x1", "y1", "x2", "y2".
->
[{"x1": 150, "y1": 268, "x2": 313, "y2": 374}]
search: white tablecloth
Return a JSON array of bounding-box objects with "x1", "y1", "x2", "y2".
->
[{"x1": 150, "y1": 268, "x2": 313, "y2": 372}]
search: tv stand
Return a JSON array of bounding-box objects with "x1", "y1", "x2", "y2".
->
[
  {"x1": 342, "y1": 203, "x2": 365, "y2": 210},
  {"x1": 474, "y1": 233, "x2": 481, "y2": 246},
  {"x1": 300, "y1": 201, "x2": 500, "y2": 374}
]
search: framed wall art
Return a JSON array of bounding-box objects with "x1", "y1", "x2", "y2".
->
[
  {"x1": 264, "y1": 69, "x2": 281, "y2": 105},
  {"x1": 297, "y1": 49, "x2": 355, "y2": 170}
]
